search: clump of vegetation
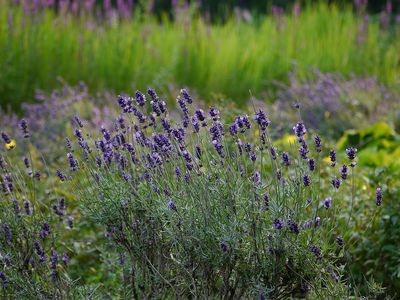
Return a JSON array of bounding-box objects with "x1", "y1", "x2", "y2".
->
[{"x1": 58, "y1": 88, "x2": 382, "y2": 298}]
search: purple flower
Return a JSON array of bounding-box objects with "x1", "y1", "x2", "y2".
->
[
  {"x1": 1, "y1": 131, "x2": 11, "y2": 144},
  {"x1": 24, "y1": 199, "x2": 31, "y2": 215},
  {"x1": 19, "y1": 119, "x2": 30, "y2": 138},
  {"x1": 281, "y1": 152, "x2": 290, "y2": 166},
  {"x1": 254, "y1": 110, "x2": 270, "y2": 131},
  {"x1": 0, "y1": 272, "x2": 6, "y2": 289},
  {"x1": 51, "y1": 249, "x2": 58, "y2": 269},
  {"x1": 345, "y1": 147, "x2": 357, "y2": 160},
  {"x1": 135, "y1": 91, "x2": 146, "y2": 106},
  {"x1": 324, "y1": 197, "x2": 332, "y2": 209},
  {"x1": 56, "y1": 169, "x2": 67, "y2": 181},
  {"x1": 62, "y1": 254, "x2": 69, "y2": 266},
  {"x1": 273, "y1": 218, "x2": 284, "y2": 230},
  {"x1": 314, "y1": 216, "x2": 321, "y2": 227},
  {"x1": 270, "y1": 146, "x2": 277, "y2": 160},
  {"x1": 195, "y1": 109, "x2": 205, "y2": 121},
  {"x1": 167, "y1": 200, "x2": 177, "y2": 212},
  {"x1": 299, "y1": 146, "x2": 309, "y2": 159},
  {"x1": 336, "y1": 236, "x2": 344, "y2": 248},
  {"x1": 23, "y1": 157, "x2": 30, "y2": 168},
  {"x1": 67, "y1": 153, "x2": 78, "y2": 171},
  {"x1": 310, "y1": 245, "x2": 322, "y2": 259},
  {"x1": 376, "y1": 188, "x2": 382, "y2": 206},
  {"x1": 314, "y1": 135, "x2": 322, "y2": 152},
  {"x1": 34, "y1": 240, "x2": 45, "y2": 261},
  {"x1": 251, "y1": 171, "x2": 261, "y2": 186},
  {"x1": 40, "y1": 221, "x2": 50, "y2": 239},
  {"x1": 262, "y1": 194, "x2": 269, "y2": 210},
  {"x1": 74, "y1": 115, "x2": 83, "y2": 128},
  {"x1": 331, "y1": 177, "x2": 341, "y2": 189},
  {"x1": 308, "y1": 158, "x2": 315, "y2": 171},
  {"x1": 303, "y1": 174, "x2": 311, "y2": 186},
  {"x1": 4, "y1": 224, "x2": 11, "y2": 242},
  {"x1": 209, "y1": 107, "x2": 220, "y2": 121},
  {"x1": 220, "y1": 241, "x2": 229, "y2": 252},
  {"x1": 68, "y1": 216, "x2": 74, "y2": 229},
  {"x1": 329, "y1": 150, "x2": 336, "y2": 167},
  {"x1": 180, "y1": 88, "x2": 193, "y2": 104},
  {"x1": 293, "y1": 122, "x2": 306, "y2": 137},
  {"x1": 340, "y1": 164, "x2": 348, "y2": 180},
  {"x1": 288, "y1": 220, "x2": 300, "y2": 234},
  {"x1": 276, "y1": 169, "x2": 282, "y2": 180}
]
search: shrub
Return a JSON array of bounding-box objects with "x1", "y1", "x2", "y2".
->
[{"x1": 60, "y1": 88, "x2": 381, "y2": 298}]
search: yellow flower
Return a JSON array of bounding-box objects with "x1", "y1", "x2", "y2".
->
[{"x1": 5, "y1": 139, "x2": 16, "y2": 150}]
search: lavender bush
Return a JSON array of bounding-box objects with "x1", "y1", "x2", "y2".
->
[
  {"x1": 60, "y1": 88, "x2": 382, "y2": 298},
  {"x1": 0, "y1": 124, "x2": 76, "y2": 298}
]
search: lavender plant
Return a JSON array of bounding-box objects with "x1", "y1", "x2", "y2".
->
[
  {"x1": 0, "y1": 123, "x2": 75, "y2": 298},
  {"x1": 62, "y1": 88, "x2": 381, "y2": 298}
]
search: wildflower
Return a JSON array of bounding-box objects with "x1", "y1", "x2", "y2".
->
[
  {"x1": 56, "y1": 169, "x2": 67, "y2": 181},
  {"x1": 135, "y1": 91, "x2": 146, "y2": 106},
  {"x1": 262, "y1": 194, "x2": 269, "y2": 211},
  {"x1": 308, "y1": 158, "x2": 315, "y2": 171},
  {"x1": 281, "y1": 152, "x2": 290, "y2": 166},
  {"x1": 74, "y1": 115, "x2": 83, "y2": 128},
  {"x1": 23, "y1": 157, "x2": 30, "y2": 168},
  {"x1": 329, "y1": 149, "x2": 336, "y2": 167},
  {"x1": 1, "y1": 131, "x2": 11, "y2": 144},
  {"x1": 251, "y1": 171, "x2": 261, "y2": 186},
  {"x1": 40, "y1": 221, "x2": 50, "y2": 239},
  {"x1": 345, "y1": 147, "x2": 357, "y2": 160},
  {"x1": 270, "y1": 146, "x2": 277, "y2": 160},
  {"x1": 0, "y1": 272, "x2": 6, "y2": 289},
  {"x1": 34, "y1": 240, "x2": 45, "y2": 261},
  {"x1": 24, "y1": 199, "x2": 31, "y2": 215},
  {"x1": 299, "y1": 146, "x2": 309, "y2": 159},
  {"x1": 276, "y1": 169, "x2": 282, "y2": 180},
  {"x1": 254, "y1": 110, "x2": 270, "y2": 131},
  {"x1": 314, "y1": 216, "x2": 321, "y2": 227},
  {"x1": 65, "y1": 137, "x2": 72, "y2": 149},
  {"x1": 303, "y1": 174, "x2": 311, "y2": 187},
  {"x1": 340, "y1": 164, "x2": 348, "y2": 180},
  {"x1": 62, "y1": 254, "x2": 69, "y2": 266},
  {"x1": 324, "y1": 197, "x2": 332, "y2": 209},
  {"x1": 336, "y1": 236, "x2": 344, "y2": 248},
  {"x1": 209, "y1": 107, "x2": 220, "y2": 121},
  {"x1": 273, "y1": 218, "x2": 284, "y2": 230},
  {"x1": 376, "y1": 188, "x2": 382, "y2": 206},
  {"x1": 288, "y1": 220, "x2": 300, "y2": 234},
  {"x1": 67, "y1": 153, "x2": 78, "y2": 171},
  {"x1": 314, "y1": 135, "x2": 322, "y2": 152},
  {"x1": 180, "y1": 88, "x2": 193, "y2": 104},
  {"x1": 310, "y1": 245, "x2": 322, "y2": 259},
  {"x1": 219, "y1": 241, "x2": 229, "y2": 252},
  {"x1": 293, "y1": 122, "x2": 306, "y2": 137},
  {"x1": 167, "y1": 200, "x2": 177, "y2": 212},
  {"x1": 68, "y1": 216, "x2": 74, "y2": 228},
  {"x1": 4, "y1": 224, "x2": 11, "y2": 242},
  {"x1": 51, "y1": 249, "x2": 58, "y2": 269},
  {"x1": 331, "y1": 177, "x2": 341, "y2": 189}
]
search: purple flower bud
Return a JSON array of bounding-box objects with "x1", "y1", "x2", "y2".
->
[
  {"x1": 376, "y1": 188, "x2": 382, "y2": 206},
  {"x1": 308, "y1": 158, "x2": 315, "y2": 171},
  {"x1": 24, "y1": 199, "x2": 31, "y2": 215},
  {"x1": 299, "y1": 146, "x2": 309, "y2": 159},
  {"x1": 74, "y1": 115, "x2": 83, "y2": 128},
  {"x1": 67, "y1": 153, "x2": 78, "y2": 171},
  {"x1": 65, "y1": 137, "x2": 72, "y2": 149},
  {"x1": 324, "y1": 197, "x2": 332, "y2": 209},
  {"x1": 340, "y1": 164, "x2": 348, "y2": 180},
  {"x1": 314, "y1": 216, "x2": 321, "y2": 227},
  {"x1": 1, "y1": 131, "x2": 11, "y2": 144},
  {"x1": 293, "y1": 122, "x2": 306, "y2": 137},
  {"x1": 135, "y1": 91, "x2": 146, "y2": 106},
  {"x1": 51, "y1": 249, "x2": 58, "y2": 269},
  {"x1": 270, "y1": 146, "x2": 277, "y2": 160},
  {"x1": 4, "y1": 224, "x2": 11, "y2": 242},
  {"x1": 209, "y1": 107, "x2": 220, "y2": 121},
  {"x1": 180, "y1": 88, "x2": 193, "y2": 104},
  {"x1": 288, "y1": 220, "x2": 300, "y2": 234},
  {"x1": 303, "y1": 174, "x2": 311, "y2": 186},
  {"x1": 254, "y1": 110, "x2": 270, "y2": 131},
  {"x1": 331, "y1": 177, "x2": 342, "y2": 189},
  {"x1": 314, "y1": 135, "x2": 322, "y2": 152},
  {"x1": 167, "y1": 200, "x2": 177, "y2": 212},
  {"x1": 329, "y1": 150, "x2": 336, "y2": 167},
  {"x1": 62, "y1": 254, "x2": 69, "y2": 266},
  {"x1": 310, "y1": 245, "x2": 322, "y2": 259},
  {"x1": 0, "y1": 272, "x2": 7, "y2": 289},
  {"x1": 273, "y1": 218, "x2": 284, "y2": 230},
  {"x1": 220, "y1": 241, "x2": 229, "y2": 252},
  {"x1": 40, "y1": 221, "x2": 50, "y2": 239},
  {"x1": 56, "y1": 169, "x2": 67, "y2": 181},
  {"x1": 345, "y1": 147, "x2": 357, "y2": 160},
  {"x1": 281, "y1": 152, "x2": 290, "y2": 166},
  {"x1": 336, "y1": 236, "x2": 344, "y2": 248},
  {"x1": 23, "y1": 157, "x2": 30, "y2": 168},
  {"x1": 19, "y1": 119, "x2": 30, "y2": 138},
  {"x1": 68, "y1": 216, "x2": 74, "y2": 229},
  {"x1": 276, "y1": 169, "x2": 282, "y2": 180}
]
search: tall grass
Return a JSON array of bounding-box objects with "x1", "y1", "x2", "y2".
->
[{"x1": 0, "y1": 2, "x2": 399, "y2": 109}]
